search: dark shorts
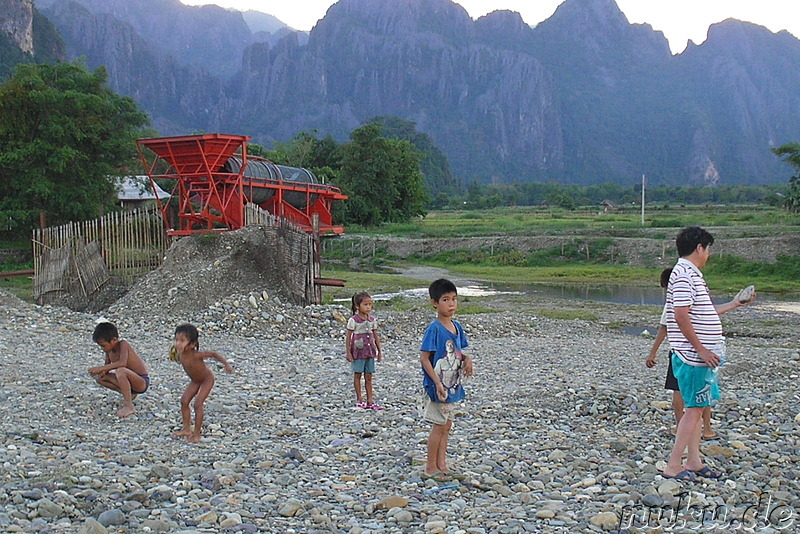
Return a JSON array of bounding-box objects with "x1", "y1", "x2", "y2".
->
[
  {"x1": 664, "y1": 353, "x2": 679, "y2": 391},
  {"x1": 132, "y1": 374, "x2": 150, "y2": 395}
]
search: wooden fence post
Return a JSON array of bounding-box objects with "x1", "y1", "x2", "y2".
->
[{"x1": 312, "y1": 213, "x2": 321, "y2": 305}]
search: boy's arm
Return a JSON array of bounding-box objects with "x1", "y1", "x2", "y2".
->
[
  {"x1": 460, "y1": 351, "x2": 474, "y2": 377},
  {"x1": 420, "y1": 350, "x2": 447, "y2": 401},
  {"x1": 90, "y1": 341, "x2": 130, "y2": 374},
  {"x1": 89, "y1": 352, "x2": 112, "y2": 374},
  {"x1": 458, "y1": 324, "x2": 472, "y2": 376},
  {"x1": 645, "y1": 325, "x2": 667, "y2": 368},
  {"x1": 204, "y1": 351, "x2": 233, "y2": 373}
]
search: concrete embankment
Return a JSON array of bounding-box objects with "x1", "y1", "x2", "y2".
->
[{"x1": 332, "y1": 229, "x2": 800, "y2": 268}]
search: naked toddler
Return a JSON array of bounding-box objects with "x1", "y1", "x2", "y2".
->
[{"x1": 172, "y1": 323, "x2": 232, "y2": 442}]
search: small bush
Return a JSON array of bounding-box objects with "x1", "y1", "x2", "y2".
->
[{"x1": 650, "y1": 218, "x2": 683, "y2": 228}]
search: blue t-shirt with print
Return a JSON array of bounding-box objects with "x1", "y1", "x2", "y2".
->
[{"x1": 420, "y1": 319, "x2": 468, "y2": 403}]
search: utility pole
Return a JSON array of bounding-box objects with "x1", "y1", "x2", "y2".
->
[{"x1": 641, "y1": 174, "x2": 646, "y2": 226}]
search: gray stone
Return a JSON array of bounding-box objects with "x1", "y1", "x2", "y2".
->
[
  {"x1": 142, "y1": 519, "x2": 171, "y2": 532},
  {"x1": 641, "y1": 494, "x2": 664, "y2": 507},
  {"x1": 395, "y1": 510, "x2": 414, "y2": 523},
  {"x1": 278, "y1": 498, "x2": 303, "y2": 517},
  {"x1": 37, "y1": 498, "x2": 63, "y2": 518},
  {"x1": 78, "y1": 518, "x2": 108, "y2": 534},
  {"x1": 97, "y1": 509, "x2": 126, "y2": 527}
]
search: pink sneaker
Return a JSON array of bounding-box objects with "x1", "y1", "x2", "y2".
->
[
  {"x1": 355, "y1": 402, "x2": 368, "y2": 409},
  {"x1": 368, "y1": 403, "x2": 384, "y2": 411}
]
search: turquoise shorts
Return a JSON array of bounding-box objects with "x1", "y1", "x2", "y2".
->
[
  {"x1": 671, "y1": 353, "x2": 719, "y2": 408},
  {"x1": 352, "y1": 358, "x2": 375, "y2": 374}
]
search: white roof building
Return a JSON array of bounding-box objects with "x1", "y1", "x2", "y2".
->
[{"x1": 114, "y1": 176, "x2": 170, "y2": 209}]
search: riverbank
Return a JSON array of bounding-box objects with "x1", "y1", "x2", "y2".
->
[{"x1": 0, "y1": 287, "x2": 797, "y2": 533}]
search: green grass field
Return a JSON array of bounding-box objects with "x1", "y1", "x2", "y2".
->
[
  {"x1": 327, "y1": 205, "x2": 800, "y2": 297},
  {"x1": 347, "y1": 205, "x2": 800, "y2": 238},
  {"x1": 4, "y1": 205, "x2": 799, "y2": 305}
]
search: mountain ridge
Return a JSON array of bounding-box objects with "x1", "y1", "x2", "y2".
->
[{"x1": 21, "y1": 0, "x2": 800, "y2": 186}]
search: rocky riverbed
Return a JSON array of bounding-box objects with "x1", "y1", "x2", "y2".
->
[{"x1": 0, "y1": 287, "x2": 798, "y2": 534}]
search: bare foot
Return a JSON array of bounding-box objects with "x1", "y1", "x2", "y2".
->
[
  {"x1": 188, "y1": 433, "x2": 201, "y2": 443},
  {"x1": 173, "y1": 429, "x2": 192, "y2": 437},
  {"x1": 117, "y1": 403, "x2": 136, "y2": 418}
]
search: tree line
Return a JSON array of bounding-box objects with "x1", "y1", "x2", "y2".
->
[{"x1": 441, "y1": 182, "x2": 789, "y2": 211}]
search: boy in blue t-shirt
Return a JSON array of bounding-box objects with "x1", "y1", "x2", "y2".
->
[{"x1": 419, "y1": 278, "x2": 474, "y2": 481}]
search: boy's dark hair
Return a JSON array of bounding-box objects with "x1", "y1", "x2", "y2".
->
[
  {"x1": 351, "y1": 291, "x2": 371, "y2": 315},
  {"x1": 660, "y1": 267, "x2": 673, "y2": 289},
  {"x1": 92, "y1": 322, "x2": 119, "y2": 343},
  {"x1": 175, "y1": 323, "x2": 200, "y2": 349},
  {"x1": 429, "y1": 278, "x2": 457, "y2": 302},
  {"x1": 676, "y1": 226, "x2": 714, "y2": 257}
]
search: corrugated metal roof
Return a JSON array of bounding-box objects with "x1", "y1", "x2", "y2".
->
[{"x1": 115, "y1": 176, "x2": 171, "y2": 201}]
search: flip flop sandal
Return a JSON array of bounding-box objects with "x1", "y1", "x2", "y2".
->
[
  {"x1": 663, "y1": 469, "x2": 697, "y2": 482},
  {"x1": 691, "y1": 466, "x2": 722, "y2": 479},
  {"x1": 421, "y1": 472, "x2": 449, "y2": 482}
]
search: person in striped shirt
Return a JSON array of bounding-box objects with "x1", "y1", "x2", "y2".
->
[
  {"x1": 645, "y1": 267, "x2": 716, "y2": 439},
  {"x1": 662, "y1": 227, "x2": 755, "y2": 482}
]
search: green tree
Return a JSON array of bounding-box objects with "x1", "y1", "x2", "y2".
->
[
  {"x1": 365, "y1": 116, "x2": 459, "y2": 197},
  {"x1": 0, "y1": 61, "x2": 150, "y2": 231},
  {"x1": 252, "y1": 132, "x2": 342, "y2": 187},
  {"x1": 545, "y1": 191, "x2": 576, "y2": 210},
  {"x1": 336, "y1": 123, "x2": 427, "y2": 226},
  {"x1": 262, "y1": 131, "x2": 341, "y2": 175},
  {"x1": 773, "y1": 143, "x2": 800, "y2": 213}
]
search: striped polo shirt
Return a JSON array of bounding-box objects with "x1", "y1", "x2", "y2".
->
[{"x1": 666, "y1": 258, "x2": 722, "y2": 366}]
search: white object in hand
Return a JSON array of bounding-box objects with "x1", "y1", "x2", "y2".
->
[{"x1": 736, "y1": 285, "x2": 755, "y2": 303}]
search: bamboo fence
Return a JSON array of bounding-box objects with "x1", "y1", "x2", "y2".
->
[
  {"x1": 33, "y1": 208, "x2": 168, "y2": 300},
  {"x1": 244, "y1": 203, "x2": 319, "y2": 304},
  {"x1": 33, "y1": 205, "x2": 320, "y2": 305}
]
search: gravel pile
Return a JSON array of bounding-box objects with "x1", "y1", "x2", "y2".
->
[{"x1": 1, "y1": 280, "x2": 798, "y2": 533}]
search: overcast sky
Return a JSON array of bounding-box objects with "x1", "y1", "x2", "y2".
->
[{"x1": 179, "y1": 0, "x2": 800, "y2": 54}]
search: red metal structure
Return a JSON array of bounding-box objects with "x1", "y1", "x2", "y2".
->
[{"x1": 136, "y1": 133, "x2": 347, "y2": 235}]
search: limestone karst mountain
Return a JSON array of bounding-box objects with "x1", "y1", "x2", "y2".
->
[{"x1": 13, "y1": 0, "x2": 800, "y2": 185}]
